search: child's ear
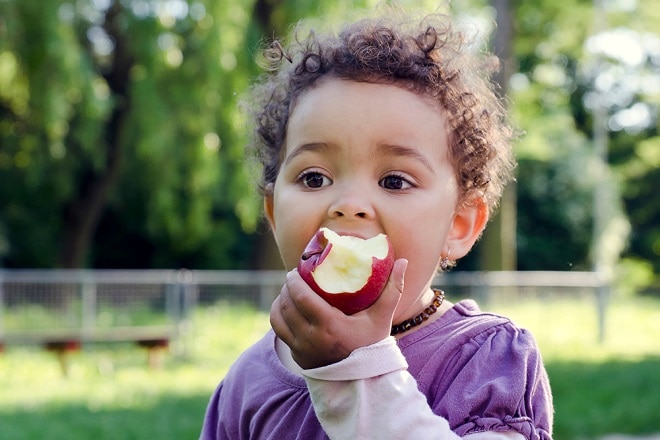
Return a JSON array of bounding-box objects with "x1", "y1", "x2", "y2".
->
[
  {"x1": 445, "y1": 197, "x2": 489, "y2": 259},
  {"x1": 263, "y1": 183, "x2": 276, "y2": 232}
]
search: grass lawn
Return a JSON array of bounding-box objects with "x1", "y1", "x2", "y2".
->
[
  {"x1": 0, "y1": 303, "x2": 271, "y2": 440},
  {"x1": 488, "y1": 295, "x2": 660, "y2": 439},
  {"x1": 0, "y1": 296, "x2": 659, "y2": 439}
]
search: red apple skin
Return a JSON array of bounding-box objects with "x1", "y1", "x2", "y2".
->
[{"x1": 297, "y1": 229, "x2": 394, "y2": 315}]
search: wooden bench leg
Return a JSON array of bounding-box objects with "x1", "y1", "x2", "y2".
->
[
  {"x1": 44, "y1": 340, "x2": 81, "y2": 377},
  {"x1": 136, "y1": 339, "x2": 170, "y2": 369}
]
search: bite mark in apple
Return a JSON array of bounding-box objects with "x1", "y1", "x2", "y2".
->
[{"x1": 297, "y1": 227, "x2": 394, "y2": 314}]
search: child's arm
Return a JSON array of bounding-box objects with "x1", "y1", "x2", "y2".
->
[{"x1": 301, "y1": 338, "x2": 527, "y2": 440}]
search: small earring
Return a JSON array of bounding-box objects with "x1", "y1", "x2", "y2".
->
[{"x1": 440, "y1": 249, "x2": 451, "y2": 271}]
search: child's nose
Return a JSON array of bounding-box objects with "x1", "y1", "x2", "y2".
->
[{"x1": 327, "y1": 189, "x2": 375, "y2": 220}]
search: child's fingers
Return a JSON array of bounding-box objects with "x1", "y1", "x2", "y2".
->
[
  {"x1": 270, "y1": 271, "x2": 314, "y2": 342},
  {"x1": 389, "y1": 258, "x2": 407, "y2": 295},
  {"x1": 283, "y1": 269, "x2": 337, "y2": 325},
  {"x1": 269, "y1": 295, "x2": 287, "y2": 335},
  {"x1": 270, "y1": 289, "x2": 296, "y2": 344},
  {"x1": 271, "y1": 270, "x2": 333, "y2": 340},
  {"x1": 367, "y1": 258, "x2": 407, "y2": 322}
]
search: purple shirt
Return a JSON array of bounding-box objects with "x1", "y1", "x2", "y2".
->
[{"x1": 200, "y1": 300, "x2": 553, "y2": 439}]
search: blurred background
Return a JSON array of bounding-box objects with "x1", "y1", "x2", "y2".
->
[{"x1": 0, "y1": 0, "x2": 658, "y2": 439}]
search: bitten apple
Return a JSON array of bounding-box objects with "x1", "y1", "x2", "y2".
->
[{"x1": 297, "y1": 227, "x2": 394, "y2": 315}]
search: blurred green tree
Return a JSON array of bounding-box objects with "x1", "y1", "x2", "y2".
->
[
  {"x1": 0, "y1": 0, "x2": 658, "y2": 290},
  {"x1": 0, "y1": 0, "x2": 262, "y2": 268},
  {"x1": 504, "y1": 0, "x2": 660, "y2": 288}
]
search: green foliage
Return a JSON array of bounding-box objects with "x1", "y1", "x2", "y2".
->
[
  {"x1": 0, "y1": 0, "x2": 261, "y2": 269},
  {"x1": 617, "y1": 135, "x2": 660, "y2": 277},
  {"x1": 615, "y1": 257, "x2": 656, "y2": 297},
  {"x1": 508, "y1": 0, "x2": 659, "y2": 281},
  {"x1": 0, "y1": 0, "x2": 658, "y2": 280},
  {"x1": 516, "y1": 155, "x2": 593, "y2": 270}
]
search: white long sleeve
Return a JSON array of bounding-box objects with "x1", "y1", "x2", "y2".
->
[{"x1": 301, "y1": 337, "x2": 525, "y2": 440}]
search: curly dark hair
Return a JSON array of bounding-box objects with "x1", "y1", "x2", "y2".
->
[{"x1": 244, "y1": 10, "x2": 516, "y2": 213}]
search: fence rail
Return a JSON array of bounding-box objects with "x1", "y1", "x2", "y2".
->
[{"x1": 0, "y1": 269, "x2": 610, "y2": 347}]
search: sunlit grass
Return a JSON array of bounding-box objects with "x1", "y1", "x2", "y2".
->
[
  {"x1": 0, "y1": 302, "x2": 272, "y2": 440},
  {"x1": 486, "y1": 294, "x2": 660, "y2": 362},
  {"x1": 0, "y1": 302, "x2": 272, "y2": 405}
]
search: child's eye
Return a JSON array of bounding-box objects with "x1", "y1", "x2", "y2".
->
[
  {"x1": 380, "y1": 174, "x2": 413, "y2": 190},
  {"x1": 298, "y1": 171, "x2": 332, "y2": 189}
]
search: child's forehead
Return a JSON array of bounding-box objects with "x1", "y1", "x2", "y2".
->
[
  {"x1": 291, "y1": 77, "x2": 443, "y2": 119},
  {"x1": 282, "y1": 78, "x2": 451, "y2": 167},
  {"x1": 290, "y1": 80, "x2": 440, "y2": 130}
]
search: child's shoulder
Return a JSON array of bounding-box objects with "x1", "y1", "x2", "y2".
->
[
  {"x1": 400, "y1": 300, "x2": 553, "y2": 438},
  {"x1": 400, "y1": 299, "x2": 543, "y2": 369},
  {"x1": 401, "y1": 300, "x2": 550, "y2": 414},
  {"x1": 451, "y1": 298, "x2": 514, "y2": 326},
  {"x1": 401, "y1": 299, "x2": 524, "y2": 344},
  {"x1": 452, "y1": 299, "x2": 540, "y2": 350}
]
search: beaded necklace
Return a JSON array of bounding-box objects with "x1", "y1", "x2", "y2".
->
[{"x1": 390, "y1": 289, "x2": 445, "y2": 336}]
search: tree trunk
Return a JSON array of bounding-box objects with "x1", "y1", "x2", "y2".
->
[
  {"x1": 479, "y1": 0, "x2": 517, "y2": 271},
  {"x1": 58, "y1": 1, "x2": 133, "y2": 268},
  {"x1": 250, "y1": 0, "x2": 289, "y2": 270}
]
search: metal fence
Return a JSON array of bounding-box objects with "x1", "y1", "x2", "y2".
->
[{"x1": 0, "y1": 269, "x2": 610, "y2": 348}]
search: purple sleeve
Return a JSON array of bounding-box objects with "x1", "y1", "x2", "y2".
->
[
  {"x1": 439, "y1": 325, "x2": 553, "y2": 439},
  {"x1": 198, "y1": 331, "x2": 329, "y2": 440}
]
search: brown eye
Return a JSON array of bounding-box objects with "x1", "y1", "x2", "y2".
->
[
  {"x1": 379, "y1": 174, "x2": 411, "y2": 190},
  {"x1": 301, "y1": 172, "x2": 331, "y2": 188}
]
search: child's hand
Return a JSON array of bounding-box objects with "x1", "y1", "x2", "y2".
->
[{"x1": 270, "y1": 259, "x2": 407, "y2": 370}]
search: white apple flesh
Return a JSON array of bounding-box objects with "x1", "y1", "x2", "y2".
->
[{"x1": 297, "y1": 228, "x2": 394, "y2": 315}]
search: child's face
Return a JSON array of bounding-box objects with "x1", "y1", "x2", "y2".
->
[{"x1": 265, "y1": 78, "x2": 487, "y2": 321}]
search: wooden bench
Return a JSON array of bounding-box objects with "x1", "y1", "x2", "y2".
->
[{"x1": 0, "y1": 325, "x2": 176, "y2": 375}]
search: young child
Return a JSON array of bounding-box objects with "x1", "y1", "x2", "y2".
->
[{"x1": 201, "y1": 7, "x2": 553, "y2": 440}]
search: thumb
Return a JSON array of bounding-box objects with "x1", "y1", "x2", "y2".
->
[
  {"x1": 389, "y1": 258, "x2": 407, "y2": 295},
  {"x1": 368, "y1": 258, "x2": 407, "y2": 319}
]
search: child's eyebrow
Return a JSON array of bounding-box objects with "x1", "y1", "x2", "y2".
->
[
  {"x1": 284, "y1": 142, "x2": 336, "y2": 165},
  {"x1": 379, "y1": 143, "x2": 436, "y2": 174},
  {"x1": 284, "y1": 142, "x2": 436, "y2": 175}
]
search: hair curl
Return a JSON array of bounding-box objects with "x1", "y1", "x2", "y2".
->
[{"x1": 244, "y1": 10, "x2": 516, "y2": 214}]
